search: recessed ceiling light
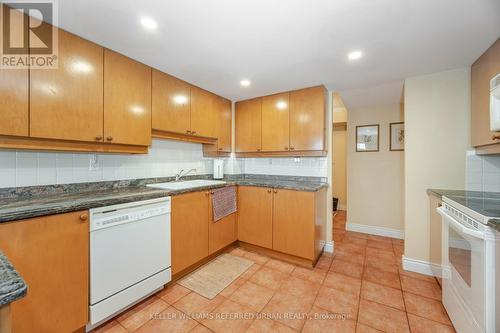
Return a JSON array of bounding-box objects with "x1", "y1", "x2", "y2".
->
[
  {"x1": 240, "y1": 79, "x2": 251, "y2": 87},
  {"x1": 140, "y1": 16, "x2": 157, "y2": 30},
  {"x1": 348, "y1": 50, "x2": 363, "y2": 61}
]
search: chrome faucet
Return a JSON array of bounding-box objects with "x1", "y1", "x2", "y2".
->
[{"x1": 175, "y1": 168, "x2": 197, "y2": 181}]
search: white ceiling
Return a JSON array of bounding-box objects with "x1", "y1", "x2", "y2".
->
[{"x1": 58, "y1": 0, "x2": 500, "y2": 102}]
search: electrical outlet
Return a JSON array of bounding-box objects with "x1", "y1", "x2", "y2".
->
[
  {"x1": 89, "y1": 154, "x2": 99, "y2": 171},
  {"x1": 294, "y1": 157, "x2": 301, "y2": 163}
]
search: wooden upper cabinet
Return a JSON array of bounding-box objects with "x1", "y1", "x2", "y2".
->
[
  {"x1": 217, "y1": 97, "x2": 232, "y2": 152},
  {"x1": 262, "y1": 92, "x2": 290, "y2": 152},
  {"x1": 190, "y1": 86, "x2": 216, "y2": 138},
  {"x1": 290, "y1": 86, "x2": 326, "y2": 151},
  {"x1": 0, "y1": 6, "x2": 28, "y2": 137},
  {"x1": 235, "y1": 98, "x2": 262, "y2": 152},
  {"x1": 152, "y1": 70, "x2": 191, "y2": 135},
  {"x1": 272, "y1": 189, "x2": 315, "y2": 260},
  {"x1": 171, "y1": 191, "x2": 209, "y2": 274},
  {"x1": 0, "y1": 211, "x2": 89, "y2": 333},
  {"x1": 471, "y1": 38, "x2": 500, "y2": 147},
  {"x1": 30, "y1": 29, "x2": 104, "y2": 142},
  {"x1": 104, "y1": 50, "x2": 151, "y2": 146},
  {"x1": 237, "y1": 186, "x2": 273, "y2": 249}
]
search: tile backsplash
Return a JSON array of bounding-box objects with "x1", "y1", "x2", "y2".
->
[
  {"x1": 466, "y1": 150, "x2": 500, "y2": 192},
  {"x1": 0, "y1": 139, "x2": 327, "y2": 189}
]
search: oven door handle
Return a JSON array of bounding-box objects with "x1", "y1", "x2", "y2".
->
[{"x1": 437, "y1": 207, "x2": 485, "y2": 240}]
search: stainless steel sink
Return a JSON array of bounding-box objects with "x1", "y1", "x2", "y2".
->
[{"x1": 147, "y1": 179, "x2": 226, "y2": 190}]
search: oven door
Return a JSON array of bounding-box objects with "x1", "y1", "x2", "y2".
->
[{"x1": 439, "y1": 207, "x2": 485, "y2": 332}]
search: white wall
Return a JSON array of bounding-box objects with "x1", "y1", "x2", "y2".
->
[
  {"x1": 404, "y1": 68, "x2": 470, "y2": 262},
  {"x1": 466, "y1": 150, "x2": 500, "y2": 192},
  {"x1": 346, "y1": 103, "x2": 405, "y2": 234}
]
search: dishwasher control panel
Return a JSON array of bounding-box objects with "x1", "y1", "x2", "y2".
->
[{"x1": 90, "y1": 197, "x2": 171, "y2": 232}]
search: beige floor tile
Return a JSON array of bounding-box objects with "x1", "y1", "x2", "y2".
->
[
  {"x1": 407, "y1": 314, "x2": 455, "y2": 333},
  {"x1": 360, "y1": 280, "x2": 405, "y2": 310},
  {"x1": 249, "y1": 266, "x2": 289, "y2": 290},
  {"x1": 173, "y1": 292, "x2": 225, "y2": 316},
  {"x1": 157, "y1": 283, "x2": 191, "y2": 304},
  {"x1": 323, "y1": 272, "x2": 361, "y2": 297},
  {"x1": 358, "y1": 299, "x2": 409, "y2": 333},
  {"x1": 134, "y1": 306, "x2": 198, "y2": 333},
  {"x1": 314, "y1": 286, "x2": 359, "y2": 321},
  {"x1": 261, "y1": 291, "x2": 314, "y2": 331},
  {"x1": 117, "y1": 298, "x2": 168, "y2": 332},
  {"x1": 201, "y1": 299, "x2": 256, "y2": 333},
  {"x1": 403, "y1": 292, "x2": 451, "y2": 325},
  {"x1": 302, "y1": 306, "x2": 356, "y2": 333},
  {"x1": 229, "y1": 280, "x2": 274, "y2": 311},
  {"x1": 400, "y1": 275, "x2": 441, "y2": 300}
]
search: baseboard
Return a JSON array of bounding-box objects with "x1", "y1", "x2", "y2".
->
[
  {"x1": 336, "y1": 204, "x2": 347, "y2": 211},
  {"x1": 402, "y1": 256, "x2": 442, "y2": 277},
  {"x1": 346, "y1": 222, "x2": 404, "y2": 239},
  {"x1": 324, "y1": 241, "x2": 334, "y2": 254}
]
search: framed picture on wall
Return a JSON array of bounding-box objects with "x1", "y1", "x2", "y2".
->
[
  {"x1": 356, "y1": 124, "x2": 379, "y2": 152},
  {"x1": 390, "y1": 122, "x2": 405, "y2": 151}
]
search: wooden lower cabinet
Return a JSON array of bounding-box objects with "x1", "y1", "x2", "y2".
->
[
  {"x1": 238, "y1": 186, "x2": 326, "y2": 261},
  {"x1": 209, "y1": 213, "x2": 236, "y2": 255},
  {"x1": 273, "y1": 189, "x2": 317, "y2": 260},
  {"x1": 237, "y1": 186, "x2": 273, "y2": 249},
  {"x1": 209, "y1": 189, "x2": 237, "y2": 254},
  {"x1": 0, "y1": 211, "x2": 89, "y2": 333},
  {"x1": 171, "y1": 191, "x2": 209, "y2": 274}
]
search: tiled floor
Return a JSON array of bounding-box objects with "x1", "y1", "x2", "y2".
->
[{"x1": 93, "y1": 210, "x2": 455, "y2": 333}]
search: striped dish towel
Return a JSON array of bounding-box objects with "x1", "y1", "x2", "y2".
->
[{"x1": 212, "y1": 186, "x2": 237, "y2": 222}]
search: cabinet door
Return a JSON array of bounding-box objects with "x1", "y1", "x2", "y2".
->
[
  {"x1": 0, "y1": 6, "x2": 28, "y2": 136},
  {"x1": 171, "y1": 191, "x2": 209, "y2": 274},
  {"x1": 471, "y1": 39, "x2": 500, "y2": 147},
  {"x1": 262, "y1": 92, "x2": 290, "y2": 152},
  {"x1": 217, "y1": 98, "x2": 232, "y2": 152},
  {"x1": 237, "y1": 186, "x2": 273, "y2": 249},
  {"x1": 209, "y1": 188, "x2": 237, "y2": 254},
  {"x1": 235, "y1": 98, "x2": 262, "y2": 152},
  {"x1": 30, "y1": 29, "x2": 104, "y2": 142},
  {"x1": 290, "y1": 86, "x2": 326, "y2": 151},
  {"x1": 152, "y1": 70, "x2": 191, "y2": 135},
  {"x1": 0, "y1": 211, "x2": 89, "y2": 333},
  {"x1": 273, "y1": 189, "x2": 315, "y2": 259},
  {"x1": 104, "y1": 50, "x2": 151, "y2": 146},
  {"x1": 190, "y1": 86, "x2": 216, "y2": 138}
]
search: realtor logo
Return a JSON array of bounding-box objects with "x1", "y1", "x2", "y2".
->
[{"x1": 1, "y1": 0, "x2": 58, "y2": 68}]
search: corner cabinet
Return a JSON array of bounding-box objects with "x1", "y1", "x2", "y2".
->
[
  {"x1": 235, "y1": 85, "x2": 327, "y2": 157},
  {"x1": 0, "y1": 211, "x2": 89, "y2": 333},
  {"x1": 471, "y1": 38, "x2": 500, "y2": 152},
  {"x1": 203, "y1": 97, "x2": 232, "y2": 156},
  {"x1": 235, "y1": 98, "x2": 262, "y2": 153},
  {"x1": 104, "y1": 50, "x2": 152, "y2": 146}
]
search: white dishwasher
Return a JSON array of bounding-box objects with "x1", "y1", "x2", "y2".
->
[{"x1": 88, "y1": 197, "x2": 171, "y2": 329}]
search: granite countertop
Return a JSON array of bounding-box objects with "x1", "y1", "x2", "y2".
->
[
  {"x1": 427, "y1": 189, "x2": 500, "y2": 231},
  {"x1": 0, "y1": 251, "x2": 27, "y2": 307},
  {"x1": 0, "y1": 175, "x2": 328, "y2": 223}
]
